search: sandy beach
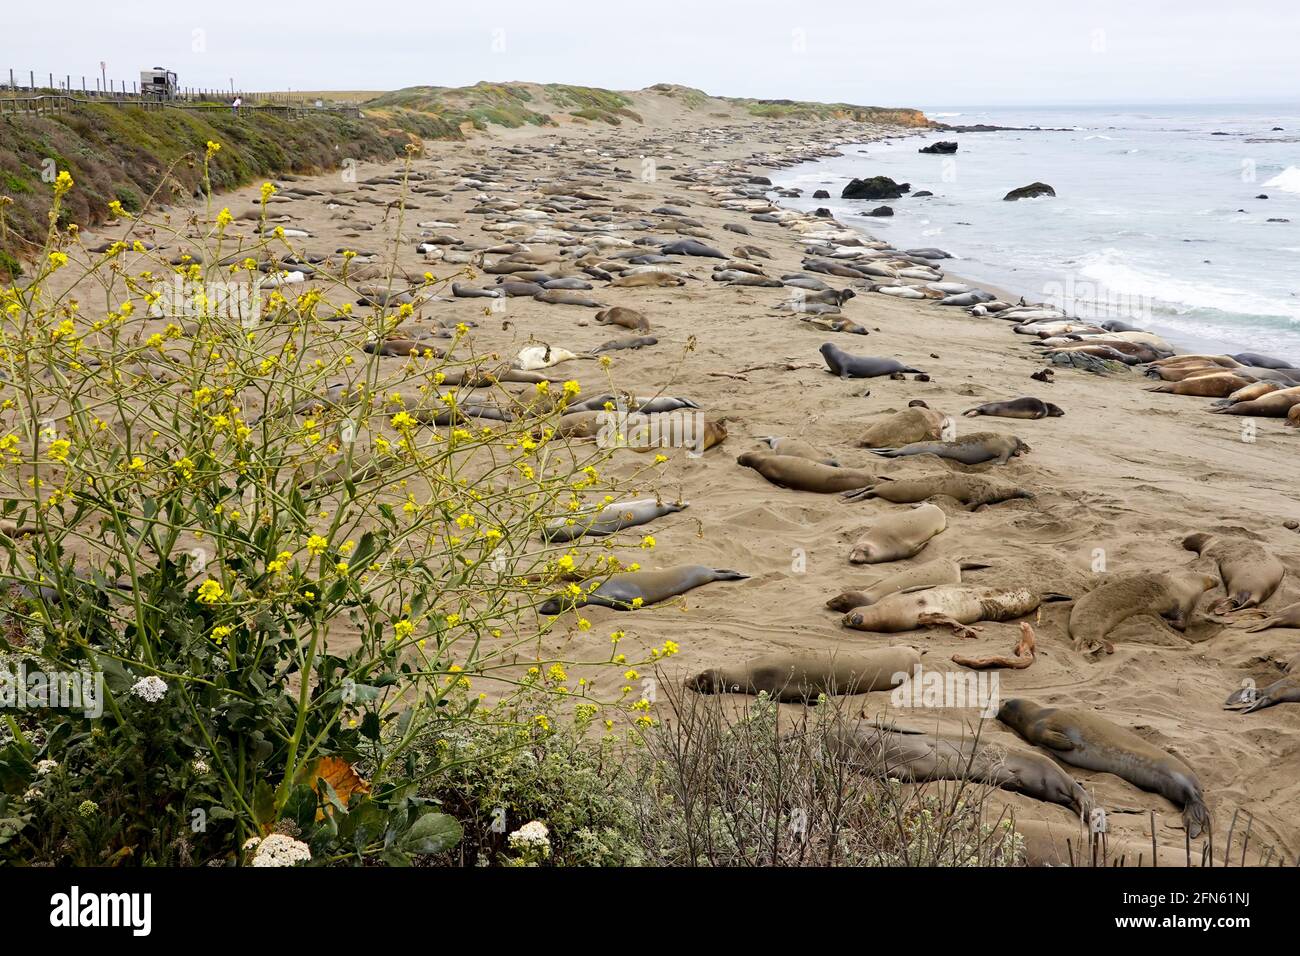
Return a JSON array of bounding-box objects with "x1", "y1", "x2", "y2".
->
[{"x1": 62, "y1": 93, "x2": 1300, "y2": 866}]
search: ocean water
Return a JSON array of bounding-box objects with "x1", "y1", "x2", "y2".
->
[{"x1": 769, "y1": 104, "x2": 1300, "y2": 364}]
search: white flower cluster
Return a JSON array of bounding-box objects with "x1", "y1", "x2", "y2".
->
[
  {"x1": 245, "y1": 833, "x2": 312, "y2": 867},
  {"x1": 130, "y1": 675, "x2": 168, "y2": 703},
  {"x1": 507, "y1": 820, "x2": 550, "y2": 851},
  {"x1": 35, "y1": 759, "x2": 59, "y2": 776}
]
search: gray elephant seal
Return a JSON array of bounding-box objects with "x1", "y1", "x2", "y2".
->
[
  {"x1": 542, "y1": 498, "x2": 687, "y2": 542},
  {"x1": 757, "y1": 436, "x2": 840, "y2": 467},
  {"x1": 826, "y1": 556, "x2": 991, "y2": 611},
  {"x1": 998, "y1": 699, "x2": 1211, "y2": 839},
  {"x1": 1182, "y1": 532, "x2": 1285, "y2": 612},
  {"x1": 855, "y1": 404, "x2": 947, "y2": 448},
  {"x1": 963, "y1": 397, "x2": 1064, "y2": 419},
  {"x1": 1239, "y1": 600, "x2": 1300, "y2": 632},
  {"x1": 843, "y1": 585, "x2": 1059, "y2": 636},
  {"x1": 1224, "y1": 654, "x2": 1300, "y2": 711},
  {"x1": 843, "y1": 474, "x2": 1033, "y2": 509},
  {"x1": 871, "y1": 432, "x2": 1030, "y2": 466},
  {"x1": 539, "y1": 565, "x2": 747, "y2": 615},
  {"x1": 849, "y1": 503, "x2": 947, "y2": 564},
  {"x1": 686, "y1": 647, "x2": 920, "y2": 701},
  {"x1": 1068, "y1": 570, "x2": 1218, "y2": 653},
  {"x1": 820, "y1": 343, "x2": 922, "y2": 378},
  {"x1": 737, "y1": 452, "x2": 876, "y2": 493},
  {"x1": 827, "y1": 724, "x2": 1092, "y2": 816}
]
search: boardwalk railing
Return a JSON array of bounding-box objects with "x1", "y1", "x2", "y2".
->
[
  {"x1": 2, "y1": 69, "x2": 357, "y2": 109},
  {"x1": 0, "y1": 93, "x2": 362, "y2": 120}
]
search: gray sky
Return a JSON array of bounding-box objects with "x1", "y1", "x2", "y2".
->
[{"x1": 8, "y1": 0, "x2": 1299, "y2": 108}]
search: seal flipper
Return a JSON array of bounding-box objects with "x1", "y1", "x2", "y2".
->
[
  {"x1": 1182, "y1": 795, "x2": 1211, "y2": 840},
  {"x1": 710, "y1": 569, "x2": 750, "y2": 581},
  {"x1": 958, "y1": 560, "x2": 992, "y2": 571},
  {"x1": 1035, "y1": 729, "x2": 1075, "y2": 751}
]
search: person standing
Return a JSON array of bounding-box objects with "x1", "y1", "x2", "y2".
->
[{"x1": 232, "y1": 95, "x2": 242, "y2": 115}]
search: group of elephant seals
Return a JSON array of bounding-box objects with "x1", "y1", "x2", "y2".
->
[
  {"x1": 843, "y1": 474, "x2": 1033, "y2": 509},
  {"x1": 870, "y1": 432, "x2": 1029, "y2": 466},
  {"x1": 1182, "y1": 532, "x2": 1284, "y2": 612},
  {"x1": 538, "y1": 565, "x2": 747, "y2": 615},
  {"x1": 842, "y1": 585, "x2": 1062, "y2": 637},
  {"x1": 826, "y1": 556, "x2": 990, "y2": 612},
  {"x1": 998, "y1": 699, "x2": 1211, "y2": 838},
  {"x1": 827, "y1": 723, "x2": 1092, "y2": 817},
  {"x1": 736, "y1": 452, "x2": 875, "y2": 493},
  {"x1": 686, "y1": 646, "x2": 920, "y2": 702},
  {"x1": 541, "y1": 498, "x2": 686, "y2": 542},
  {"x1": 963, "y1": 397, "x2": 1064, "y2": 419},
  {"x1": 848, "y1": 503, "x2": 947, "y2": 564},
  {"x1": 1067, "y1": 570, "x2": 1218, "y2": 653},
  {"x1": 820, "y1": 343, "x2": 922, "y2": 378},
  {"x1": 855, "y1": 403, "x2": 947, "y2": 448}
]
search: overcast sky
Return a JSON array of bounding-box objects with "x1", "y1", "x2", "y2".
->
[{"x1": 8, "y1": 0, "x2": 1299, "y2": 108}]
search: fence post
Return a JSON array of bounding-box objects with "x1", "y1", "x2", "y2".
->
[{"x1": 30, "y1": 70, "x2": 35, "y2": 90}]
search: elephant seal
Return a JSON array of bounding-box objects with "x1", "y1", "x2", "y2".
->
[
  {"x1": 843, "y1": 474, "x2": 1032, "y2": 509},
  {"x1": 871, "y1": 433, "x2": 1029, "y2": 466},
  {"x1": 826, "y1": 556, "x2": 991, "y2": 611},
  {"x1": 849, "y1": 503, "x2": 947, "y2": 564},
  {"x1": 737, "y1": 452, "x2": 876, "y2": 493},
  {"x1": 1224, "y1": 654, "x2": 1300, "y2": 711},
  {"x1": 1209, "y1": 385, "x2": 1300, "y2": 417},
  {"x1": 594, "y1": 307, "x2": 650, "y2": 332},
  {"x1": 1146, "y1": 373, "x2": 1255, "y2": 398},
  {"x1": 998, "y1": 699, "x2": 1211, "y2": 839},
  {"x1": 542, "y1": 498, "x2": 687, "y2": 542},
  {"x1": 827, "y1": 724, "x2": 1092, "y2": 816},
  {"x1": 1239, "y1": 600, "x2": 1300, "y2": 632},
  {"x1": 820, "y1": 343, "x2": 922, "y2": 378},
  {"x1": 855, "y1": 403, "x2": 947, "y2": 448},
  {"x1": 610, "y1": 271, "x2": 684, "y2": 288},
  {"x1": 1068, "y1": 570, "x2": 1218, "y2": 653},
  {"x1": 963, "y1": 397, "x2": 1064, "y2": 419},
  {"x1": 1182, "y1": 532, "x2": 1284, "y2": 611},
  {"x1": 534, "y1": 289, "x2": 605, "y2": 308},
  {"x1": 538, "y1": 565, "x2": 748, "y2": 615},
  {"x1": 843, "y1": 585, "x2": 1058, "y2": 636},
  {"x1": 757, "y1": 436, "x2": 840, "y2": 467},
  {"x1": 686, "y1": 647, "x2": 920, "y2": 701}
]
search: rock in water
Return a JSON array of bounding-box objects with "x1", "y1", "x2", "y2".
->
[
  {"x1": 919, "y1": 141, "x2": 958, "y2": 154},
  {"x1": 842, "y1": 176, "x2": 911, "y2": 200},
  {"x1": 867, "y1": 206, "x2": 894, "y2": 217},
  {"x1": 1004, "y1": 182, "x2": 1057, "y2": 201}
]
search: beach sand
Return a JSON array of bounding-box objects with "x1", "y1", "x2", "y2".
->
[{"x1": 70, "y1": 100, "x2": 1300, "y2": 864}]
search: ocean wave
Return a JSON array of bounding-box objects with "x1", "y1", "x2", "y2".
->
[{"x1": 1262, "y1": 166, "x2": 1300, "y2": 194}]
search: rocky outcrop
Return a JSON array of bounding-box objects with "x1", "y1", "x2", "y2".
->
[
  {"x1": 1003, "y1": 182, "x2": 1056, "y2": 201},
  {"x1": 842, "y1": 176, "x2": 910, "y2": 200},
  {"x1": 919, "y1": 141, "x2": 958, "y2": 154}
]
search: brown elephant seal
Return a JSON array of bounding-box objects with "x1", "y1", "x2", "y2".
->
[
  {"x1": 962, "y1": 397, "x2": 1063, "y2": 419},
  {"x1": 363, "y1": 337, "x2": 444, "y2": 358},
  {"x1": 538, "y1": 565, "x2": 748, "y2": 615},
  {"x1": 827, "y1": 724, "x2": 1092, "y2": 817},
  {"x1": 998, "y1": 699, "x2": 1211, "y2": 839},
  {"x1": 826, "y1": 556, "x2": 991, "y2": 612},
  {"x1": 849, "y1": 503, "x2": 947, "y2": 564},
  {"x1": 1214, "y1": 380, "x2": 1282, "y2": 405},
  {"x1": 757, "y1": 436, "x2": 840, "y2": 466},
  {"x1": 1182, "y1": 532, "x2": 1284, "y2": 612},
  {"x1": 542, "y1": 497, "x2": 687, "y2": 542},
  {"x1": 534, "y1": 289, "x2": 605, "y2": 307},
  {"x1": 843, "y1": 474, "x2": 1033, "y2": 509},
  {"x1": 686, "y1": 646, "x2": 920, "y2": 701},
  {"x1": 871, "y1": 432, "x2": 1030, "y2": 466},
  {"x1": 843, "y1": 585, "x2": 1060, "y2": 637},
  {"x1": 855, "y1": 404, "x2": 947, "y2": 448},
  {"x1": 1146, "y1": 373, "x2": 1255, "y2": 397},
  {"x1": 737, "y1": 452, "x2": 876, "y2": 493},
  {"x1": 594, "y1": 307, "x2": 650, "y2": 332},
  {"x1": 1238, "y1": 600, "x2": 1300, "y2": 632},
  {"x1": 627, "y1": 417, "x2": 727, "y2": 454},
  {"x1": 1209, "y1": 384, "x2": 1300, "y2": 416},
  {"x1": 610, "y1": 271, "x2": 684, "y2": 288},
  {"x1": 1288, "y1": 403, "x2": 1300, "y2": 428},
  {"x1": 1068, "y1": 570, "x2": 1218, "y2": 653}
]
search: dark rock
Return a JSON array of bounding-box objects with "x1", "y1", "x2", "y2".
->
[
  {"x1": 841, "y1": 176, "x2": 910, "y2": 200},
  {"x1": 919, "y1": 141, "x2": 958, "y2": 154},
  {"x1": 748, "y1": 175, "x2": 772, "y2": 185},
  {"x1": 1257, "y1": 194, "x2": 1269, "y2": 199},
  {"x1": 1267, "y1": 218, "x2": 1290, "y2": 223},
  {"x1": 814, "y1": 207, "x2": 833, "y2": 217},
  {"x1": 1003, "y1": 182, "x2": 1056, "y2": 201},
  {"x1": 866, "y1": 205, "x2": 894, "y2": 217},
  {"x1": 813, "y1": 189, "x2": 830, "y2": 199},
  {"x1": 913, "y1": 190, "x2": 934, "y2": 197}
]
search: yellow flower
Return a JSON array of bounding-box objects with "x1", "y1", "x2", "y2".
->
[
  {"x1": 53, "y1": 170, "x2": 74, "y2": 196},
  {"x1": 306, "y1": 534, "x2": 328, "y2": 556},
  {"x1": 390, "y1": 411, "x2": 415, "y2": 430},
  {"x1": 206, "y1": 140, "x2": 222, "y2": 157},
  {"x1": 196, "y1": 580, "x2": 225, "y2": 605},
  {"x1": 394, "y1": 619, "x2": 414, "y2": 639},
  {"x1": 455, "y1": 512, "x2": 476, "y2": 529},
  {"x1": 211, "y1": 625, "x2": 232, "y2": 644},
  {"x1": 640, "y1": 535, "x2": 656, "y2": 549},
  {"x1": 47, "y1": 252, "x2": 69, "y2": 270},
  {"x1": 259, "y1": 181, "x2": 276, "y2": 203},
  {"x1": 47, "y1": 439, "x2": 71, "y2": 463},
  {"x1": 216, "y1": 207, "x2": 233, "y2": 229}
]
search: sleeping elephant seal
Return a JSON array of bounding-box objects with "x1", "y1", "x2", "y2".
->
[
  {"x1": 826, "y1": 556, "x2": 991, "y2": 611},
  {"x1": 686, "y1": 646, "x2": 920, "y2": 701},
  {"x1": 963, "y1": 397, "x2": 1064, "y2": 419},
  {"x1": 820, "y1": 343, "x2": 923, "y2": 378},
  {"x1": 849, "y1": 502, "x2": 947, "y2": 564},
  {"x1": 1146, "y1": 373, "x2": 1255, "y2": 398},
  {"x1": 1223, "y1": 652, "x2": 1300, "y2": 712},
  {"x1": 871, "y1": 432, "x2": 1030, "y2": 466},
  {"x1": 538, "y1": 565, "x2": 748, "y2": 614},
  {"x1": 542, "y1": 497, "x2": 687, "y2": 542},
  {"x1": 737, "y1": 452, "x2": 876, "y2": 493},
  {"x1": 1182, "y1": 532, "x2": 1284, "y2": 612},
  {"x1": 827, "y1": 724, "x2": 1092, "y2": 817},
  {"x1": 842, "y1": 585, "x2": 1057, "y2": 637},
  {"x1": 855, "y1": 403, "x2": 947, "y2": 448},
  {"x1": 757, "y1": 436, "x2": 840, "y2": 467},
  {"x1": 1208, "y1": 385, "x2": 1300, "y2": 416},
  {"x1": 998, "y1": 699, "x2": 1211, "y2": 839},
  {"x1": 843, "y1": 474, "x2": 1033, "y2": 509},
  {"x1": 594, "y1": 306, "x2": 650, "y2": 331},
  {"x1": 1067, "y1": 570, "x2": 1218, "y2": 653}
]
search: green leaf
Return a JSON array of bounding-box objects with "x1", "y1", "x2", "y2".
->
[
  {"x1": 252, "y1": 779, "x2": 276, "y2": 828},
  {"x1": 399, "y1": 811, "x2": 462, "y2": 855}
]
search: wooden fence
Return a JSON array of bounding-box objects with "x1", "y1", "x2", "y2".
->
[{"x1": 0, "y1": 93, "x2": 361, "y2": 120}]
